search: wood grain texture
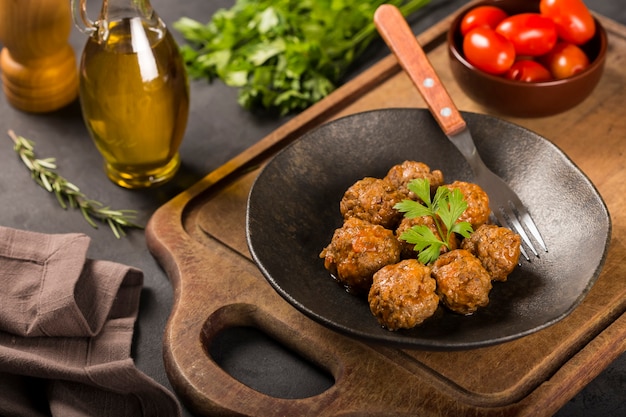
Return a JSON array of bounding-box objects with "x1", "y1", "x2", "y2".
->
[
  {"x1": 0, "y1": 0, "x2": 78, "y2": 112},
  {"x1": 146, "y1": 5, "x2": 626, "y2": 416}
]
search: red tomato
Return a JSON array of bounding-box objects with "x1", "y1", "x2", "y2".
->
[
  {"x1": 463, "y1": 28, "x2": 516, "y2": 75},
  {"x1": 505, "y1": 60, "x2": 552, "y2": 82},
  {"x1": 540, "y1": 42, "x2": 590, "y2": 79},
  {"x1": 540, "y1": 0, "x2": 595, "y2": 45},
  {"x1": 460, "y1": 6, "x2": 508, "y2": 36},
  {"x1": 496, "y1": 13, "x2": 558, "y2": 56}
]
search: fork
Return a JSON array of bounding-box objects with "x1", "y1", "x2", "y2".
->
[{"x1": 374, "y1": 4, "x2": 548, "y2": 259}]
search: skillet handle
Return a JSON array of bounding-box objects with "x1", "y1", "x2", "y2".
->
[{"x1": 374, "y1": 4, "x2": 466, "y2": 136}]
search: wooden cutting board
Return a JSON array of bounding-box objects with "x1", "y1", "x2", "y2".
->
[{"x1": 146, "y1": 4, "x2": 626, "y2": 416}]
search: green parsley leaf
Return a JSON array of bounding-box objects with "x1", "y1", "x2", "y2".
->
[
  {"x1": 394, "y1": 199, "x2": 431, "y2": 219},
  {"x1": 407, "y1": 177, "x2": 432, "y2": 205},
  {"x1": 450, "y1": 221, "x2": 473, "y2": 239},
  {"x1": 395, "y1": 178, "x2": 474, "y2": 264},
  {"x1": 399, "y1": 225, "x2": 444, "y2": 265},
  {"x1": 437, "y1": 188, "x2": 466, "y2": 230}
]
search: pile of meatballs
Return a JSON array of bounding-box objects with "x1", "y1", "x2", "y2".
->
[{"x1": 319, "y1": 161, "x2": 522, "y2": 331}]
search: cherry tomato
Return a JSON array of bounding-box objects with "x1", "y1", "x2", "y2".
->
[
  {"x1": 540, "y1": 42, "x2": 590, "y2": 79},
  {"x1": 540, "y1": 0, "x2": 595, "y2": 45},
  {"x1": 460, "y1": 6, "x2": 508, "y2": 36},
  {"x1": 463, "y1": 27, "x2": 515, "y2": 75},
  {"x1": 505, "y1": 60, "x2": 552, "y2": 82},
  {"x1": 496, "y1": 13, "x2": 558, "y2": 56}
]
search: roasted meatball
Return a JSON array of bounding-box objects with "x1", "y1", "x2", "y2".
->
[
  {"x1": 368, "y1": 259, "x2": 439, "y2": 330},
  {"x1": 431, "y1": 249, "x2": 492, "y2": 315},
  {"x1": 396, "y1": 215, "x2": 458, "y2": 259},
  {"x1": 461, "y1": 224, "x2": 521, "y2": 282},
  {"x1": 340, "y1": 177, "x2": 404, "y2": 229},
  {"x1": 320, "y1": 218, "x2": 401, "y2": 294},
  {"x1": 444, "y1": 181, "x2": 490, "y2": 230},
  {"x1": 384, "y1": 160, "x2": 444, "y2": 200}
]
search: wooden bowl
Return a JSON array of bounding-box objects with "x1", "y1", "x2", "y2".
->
[{"x1": 447, "y1": 0, "x2": 607, "y2": 117}]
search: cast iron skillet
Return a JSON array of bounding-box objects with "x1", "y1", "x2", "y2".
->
[{"x1": 246, "y1": 108, "x2": 611, "y2": 350}]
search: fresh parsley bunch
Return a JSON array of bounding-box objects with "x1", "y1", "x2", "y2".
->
[
  {"x1": 174, "y1": 0, "x2": 430, "y2": 115},
  {"x1": 395, "y1": 178, "x2": 473, "y2": 264}
]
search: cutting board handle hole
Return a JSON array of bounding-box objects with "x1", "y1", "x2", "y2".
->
[{"x1": 201, "y1": 304, "x2": 336, "y2": 399}]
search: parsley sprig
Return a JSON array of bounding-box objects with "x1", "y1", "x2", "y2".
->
[
  {"x1": 174, "y1": 0, "x2": 430, "y2": 115},
  {"x1": 8, "y1": 130, "x2": 143, "y2": 238},
  {"x1": 395, "y1": 179, "x2": 473, "y2": 264}
]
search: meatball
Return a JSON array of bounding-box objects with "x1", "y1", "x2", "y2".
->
[
  {"x1": 444, "y1": 181, "x2": 490, "y2": 230},
  {"x1": 461, "y1": 224, "x2": 521, "y2": 282},
  {"x1": 431, "y1": 249, "x2": 492, "y2": 315},
  {"x1": 340, "y1": 177, "x2": 404, "y2": 229},
  {"x1": 396, "y1": 215, "x2": 458, "y2": 259},
  {"x1": 368, "y1": 259, "x2": 439, "y2": 330},
  {"x1": 384, "y1": 161, "x2": 444, "y2": 200},
  {"x1": 320, "y1": 218, "x2": 401, "y2": 294}
]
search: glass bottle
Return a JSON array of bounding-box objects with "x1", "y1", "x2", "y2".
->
[{"x1": 71, "y1": 0, "x2": 189, "y2": 189}]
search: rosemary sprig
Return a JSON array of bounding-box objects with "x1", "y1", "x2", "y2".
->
[{"x1": 8, "y1": 130, "x2": 143, "y2": 238}]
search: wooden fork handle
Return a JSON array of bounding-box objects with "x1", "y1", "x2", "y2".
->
[{"x1": 374, "y1": 4, "x2": 466, "y2": 136}]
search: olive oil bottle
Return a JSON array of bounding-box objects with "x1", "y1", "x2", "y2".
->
[{"x1": 72, "y1": 0, "x2": 189, "y2": 188}]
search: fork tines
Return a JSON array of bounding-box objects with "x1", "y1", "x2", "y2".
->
[{"x1": 493, "y1": 202, "x2": 548, "y2": 262}]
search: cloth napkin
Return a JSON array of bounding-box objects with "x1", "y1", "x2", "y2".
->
[{"x1": 0, "y1": 226, "x2": 181, "y2": 417}]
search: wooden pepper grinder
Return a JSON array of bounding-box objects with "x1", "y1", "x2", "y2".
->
[{"x1": 0, "y1": 0, "x2": 79, "y2": 113}]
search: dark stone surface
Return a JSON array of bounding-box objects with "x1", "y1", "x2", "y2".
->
[{"x1": 0, "y1": 0, "x2": 622, "y2": 415}]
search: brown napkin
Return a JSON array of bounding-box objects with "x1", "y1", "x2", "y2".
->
[{"x1": 0, "y1": 226, "x2": 181, "y2": 417}]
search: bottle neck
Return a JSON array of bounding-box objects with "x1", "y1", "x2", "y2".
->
[
  {"x1": 71, "y1": 0, "x2": 165, "y2": 40},
  {"x1": 101, "y1": 0, "x2": 156, "y2": 24},
  {"x1": 96, "y1": 0, "x2": 165, "y2": 43}
]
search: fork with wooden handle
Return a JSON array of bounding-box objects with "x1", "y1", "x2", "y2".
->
[{"x1": 374, "y1": 4, "x2": 548, "y2": 259}]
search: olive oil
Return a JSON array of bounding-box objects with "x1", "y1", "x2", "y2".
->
[{"x1": 79, "y1": 17, "x2": 189, "y2": 188}]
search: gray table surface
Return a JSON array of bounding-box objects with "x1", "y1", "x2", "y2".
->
[{"x1": 1, "y1": 0, "x2": 623, "y2": 415}]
